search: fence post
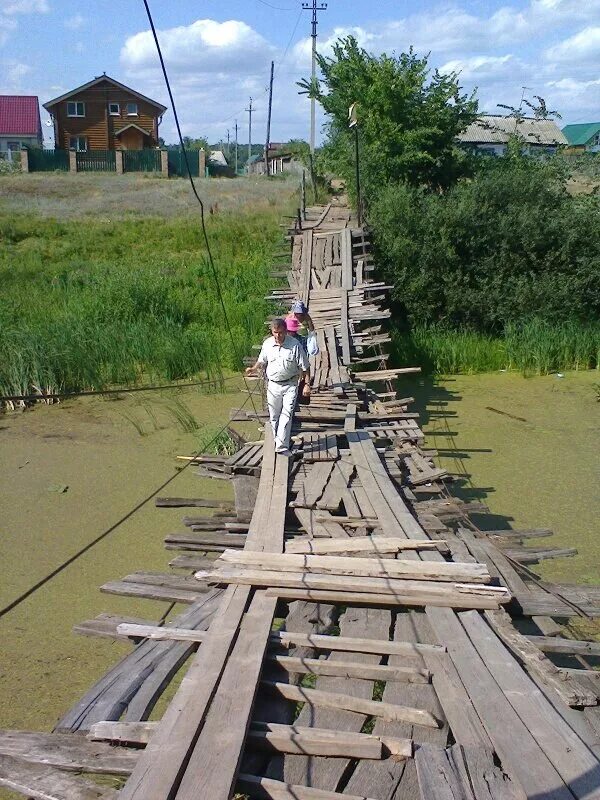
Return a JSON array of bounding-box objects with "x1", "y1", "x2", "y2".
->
[
  {"x1": 160, "y1": 149, "x2": 168, "y2": 177},
  {"x1": 199, "y1": 147, "x2": 206, "y2": 177},
  {"x1": 115, "y1": 150, "x2": 124, "y2": 176},
  {"x1": 20, "y1": 147, "x2": 29, "y2": 173},
  {"x1": 69, "y1": 149, "x2": 77, "y2": 174}
]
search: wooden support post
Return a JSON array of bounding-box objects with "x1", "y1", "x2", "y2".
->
[
  {"x1": 160, "y1": 149, "x2": 168, "y2": 177},
  {"x1": 19, "y1": 147, "x2": 29, "y2": 173}
]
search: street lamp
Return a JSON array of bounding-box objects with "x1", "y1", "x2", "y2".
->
[{"x1": 348, "y1": 102, "x2": 362, "y2": 226}]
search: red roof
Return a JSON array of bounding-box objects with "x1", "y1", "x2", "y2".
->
[{"x1": 0, "y1": 96, "x2": 42, "y2": 137}]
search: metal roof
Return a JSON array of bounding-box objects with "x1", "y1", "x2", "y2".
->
[
  {"x1": 562, "y1": 122, "x2": 600, "y2": 146},
  {"x1": 0, "y1": 95, "x2": 42, "y2": 137},
  {"x1": 457, "y1": 115, "x2": 568, "y2": 146}
]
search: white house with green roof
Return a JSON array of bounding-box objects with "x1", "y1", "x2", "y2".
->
[{"x1": 562, "y1": 122, "x2": 600, "y2": 153}]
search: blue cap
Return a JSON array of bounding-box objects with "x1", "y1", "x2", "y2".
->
[{"x1": 291, "y1": 300, "x2": 307, "y2": 313}]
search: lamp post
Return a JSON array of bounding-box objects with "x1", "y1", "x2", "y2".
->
[{"x1": 348, "y1": 102, "x2": 362, "y2": 226}]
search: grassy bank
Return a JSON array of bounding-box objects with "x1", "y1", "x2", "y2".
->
[
  {"x1": 392, "y1": 320, "x2": 600, "y2": 376},
  {"x1": 0, "y1": 175, "x2": 298, "y2": 397}
]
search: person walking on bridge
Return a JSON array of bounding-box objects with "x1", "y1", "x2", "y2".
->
[{"x1": 245, "y1": 318, "x2": 310, "y2": 455}]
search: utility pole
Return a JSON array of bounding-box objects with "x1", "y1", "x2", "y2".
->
[
  {"x1": 226, "y1": 128, "x2": 230, "y2": 159},
  {"x1": 246, "y1": 97, "x2": 253, "y2": 169},
  {"x1": 234, "y1": 120, "x2": 239, "y2": 174},
  {"x1": 264, "y1": 60, "x2": 275, "y2": 176},
  {"x1": 302, "y1": 1, "x2": 327, "y2": 157}
]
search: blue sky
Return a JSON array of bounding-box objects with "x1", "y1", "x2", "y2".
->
[{"x1": 1, "y1": 0, "x2": 598, "y2": 146}]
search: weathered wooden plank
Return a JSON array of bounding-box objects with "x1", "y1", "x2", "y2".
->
[
  {"x1": 272, "y1": 630, "x2": 444, "y2": 657},
  {"x1": 284, "y1": 536, "x2": 443, "y2": 555},
  {"x1": 215, "y1": 549, "x2": 490, "y2": 583},
  {"x1": 484, "y1": 609, "x2": 597, "y2": 706},
  {"x1": 263, "y1": 681, "x2": 440, "y2": 727},
  {"x1": 269, "y1": 655, "x2": 430, "y2": 683},
  {"x1": 460, "y1": 610, "x2": 600, "y2": 799},
  {"x1": 527, "y1": 636, "x2": 600, "y2": 656},
  {"x1": 0, "y1": 730, "x2": 137, "y2": 776},
  {"x1": 175, "y1": 592, "x2": 277, "y2": 799},
  {"x1": 0, "y1": 754, "x2": 116, "y2": 800},
  {"x1": 427, "y1": 606, "x2": 575, "y2": 800},
  {"x1": 118, "y1": 585, "x2": 251, "y2": 800},
  {"x1": 237, "y1": 773, "x2": 376, "y2": 800}
]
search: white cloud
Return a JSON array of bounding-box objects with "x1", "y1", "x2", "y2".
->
[
  {"x1": 64, "y1": 13, "x2": 85, "y2": 30},
  {"x1": 545, "y1": 26, "x2": 600, "y2": 63},
  {"x1": 0, "y1": 0, "x2": 49, "y2": 13},
  {"x1": 0, "y1": 59, "x2": 31, "y2": 92},
  {"x1": 121, "y1": 19, "x2": 275, "y2": 75},
  {"x1": 0, "y1": 14, "x2": 16, "y2": 44},
  {"x1": 440, "y1": 55, "x2": 516, "y2": 81}
]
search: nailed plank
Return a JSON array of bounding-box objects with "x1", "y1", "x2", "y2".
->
[
  {"x1": 484, "y1": 609, "x2": 597, "y2": 707},
  {"x1": 269, "y1": 655, "x2": 430, "y2": 683},
  {"x1": 175, "y1": 592, "x2": 277, "y2": 799},
  {"x1": 460, "y1": 610, "x2": 600, "y2": 799},
  {"x1": 528, "y1": 636, "x2": 600, "y2": 656},
  {"x1": 284, "y1": 536, "x2": 444, "y2": 555},
  {"x1": 272, "y1": 630, "x2": 444, "y2": 657},
  {"x1": 118, "y1": 584, "x2": 252, "y2": 800},
  {"x1": 263, "y1": 681, "x2": 441, "y2": 728},
  {"x1": 88, "y1": 721, "x2": 155, "y2": 746},
  {"x1": 427, "y1": 606, "x2": 575, "y2": 800},
  {"x1": 215, "y1": 550, "x2": 490, "y2": 583}
]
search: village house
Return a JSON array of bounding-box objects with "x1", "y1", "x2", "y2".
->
[
  {"x1": 247, "y1": 143, "x2": 302, "y2": 175},
  {"x1": 0, "y1": 95, "x2": 43, "y2": 160},
  {"x1": 43, "y1": 74, "x2": 167, "y2": 152},
  {"x1": 457, "y1": 115, "x2": 567, "y2": 156},
  {"x1": 562, "y1": 122, "x2": 600, "y2": 154}
]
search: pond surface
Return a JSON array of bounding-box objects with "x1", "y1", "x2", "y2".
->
[
  {"x1": 0, "y1": 383, "x2": 258, "y2": 751},
  {"x1": 405, "y1": 370, "x2": 599, "y2": 584},
  {"x1": 0, "y1": 370, "x2": 598, "y2": 798}
]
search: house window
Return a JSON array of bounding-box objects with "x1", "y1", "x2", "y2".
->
[
  {"x1": 126, "y1": 103, "x2": 138, "y2": 116},
  {"x1": 69, "y1": 136, "x2": 87, "y2": 152},
  {"x1": 67, "y1": 101, "x2": 85, "y2": 117},
  {"x1": 108, "y1": 103, "x2": 120, "y2": 116}
]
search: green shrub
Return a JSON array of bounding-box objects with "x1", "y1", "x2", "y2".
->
[{"x1": 371, "y1": 153, "x2": 600, "y2": 332}]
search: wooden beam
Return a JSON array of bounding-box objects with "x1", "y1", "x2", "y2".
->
[
  {"x1": 262, "y1": 681, "x2": 441, "y2": 728},
  {"x1": 269, "y1": 655, "x2": 430, "y2": 683},
  {"x1": 215, "y1": 549, "x2": 488, "y2": 583}
]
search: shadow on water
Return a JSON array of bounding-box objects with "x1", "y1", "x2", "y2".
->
[{"x1": 400, "y1": 375, "x2": 516, "y2": 532}]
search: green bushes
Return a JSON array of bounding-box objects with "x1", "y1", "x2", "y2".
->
[
  {"x1": 370, "y1": 153, "x2": 600, "y2": 357},
  {"x1": 393, "y1": 320, "x2": 600, "y2": 375},
  {"x1": 0, "y1": 210, "x2": 284, "y2": 397}
]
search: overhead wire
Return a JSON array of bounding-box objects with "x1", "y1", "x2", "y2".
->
[
  {"x1": 141, "y1": 0, "x2": 260, "y2": 417},
  {"x1": 0, "y1": 388, "x2": 260, "y2": 620}
]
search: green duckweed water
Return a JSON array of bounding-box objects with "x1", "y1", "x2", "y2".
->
[
  {"x1": 406, "y1": 370, "x2": 599, "y2": 584},
  {"x1": 0, "y1": 371, "x2": 598, "y2": 799}
]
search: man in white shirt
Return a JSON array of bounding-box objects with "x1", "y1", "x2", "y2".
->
[{"x1": 245, "y1": 318, "x2": 310, "y2": 455}]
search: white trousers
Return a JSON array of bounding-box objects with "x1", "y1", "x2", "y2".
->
[{"x1": 266, "y1": 379, "x2": 298, "y2": 450}]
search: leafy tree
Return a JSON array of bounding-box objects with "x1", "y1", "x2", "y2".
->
[
  {"x1": 370, "y1": 150, "x2": 600, "y2": 331},
  {"x1": 182, "y1": 136, "x2": 210, "y2": 152},
  {"x1": 299, "y1": 36, "x2": 478, "y2": 199}
]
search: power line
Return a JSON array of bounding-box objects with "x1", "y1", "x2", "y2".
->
[
  {"x1": 0, "y1": 391, "x2": 258, "y2": 620},
  {"x1": 140, "y1": 0, "x2": 259, "y2": 418}
]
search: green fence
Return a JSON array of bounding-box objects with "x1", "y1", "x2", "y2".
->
[
  {"x1": 167, "y1": 149, "x2": 200, "y2": 177},
  {"x1": 123, "y1": 149, "x2": 162, "y2": 173},
  {"x1": 27, "y1": 149, "x2": 69, "y2": 172},
  {"x1": 76, "y1": 150, "x2": 116, "y2": 172}
]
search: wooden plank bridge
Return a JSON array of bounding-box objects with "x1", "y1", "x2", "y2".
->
[{"x1": 2, "y1": 202, "x2": 600, "y2": 800}]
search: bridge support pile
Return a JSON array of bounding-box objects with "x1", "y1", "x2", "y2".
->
[{"x1": 1, "y1": 203, "x2": 600, "y2": 800}]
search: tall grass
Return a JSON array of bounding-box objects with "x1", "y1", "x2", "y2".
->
[
  {"x1": 393, "y1": 320, "x2": 600, "y2": 375},
  {"x1": 0, "y1": 207, "x2": 289, "y2": 398}
]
